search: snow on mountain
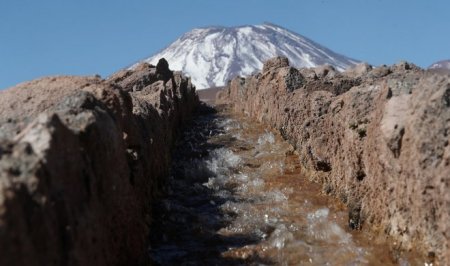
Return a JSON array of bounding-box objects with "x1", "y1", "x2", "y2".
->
[
  {"x1": 428, "y1": 59, "x2": 450, "y2": 70},
  {"x1": 136, "y1": 23, "x2": 359, "y2": 89}
]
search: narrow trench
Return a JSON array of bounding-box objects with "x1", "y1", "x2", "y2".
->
[{"x1": 148, "y1": 105, "x2": 421, "y2": 265}]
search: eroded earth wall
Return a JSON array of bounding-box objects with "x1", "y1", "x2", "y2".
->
[
  {"x1": 0, "y1": 59, "x2": 198, "y2": 265},
  {"x1": 217, "y1": 57, "x2": 450, "y2": 263}
]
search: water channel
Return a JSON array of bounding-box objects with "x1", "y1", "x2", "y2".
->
[{"x1": 149, "y1": 105, "x2": 424, "y2": 265}]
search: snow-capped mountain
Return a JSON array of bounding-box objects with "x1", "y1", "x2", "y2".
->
[
  {"x1": 137, "y1": 23, "x2": 359, "y2": 89},
  {"x1": 428, "y1": 59, "x2": 450, "y2": 70}
]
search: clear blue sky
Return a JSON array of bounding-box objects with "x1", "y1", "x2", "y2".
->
[{"x1": 1, "y1": 0, "x2": 449, "y2": 89}]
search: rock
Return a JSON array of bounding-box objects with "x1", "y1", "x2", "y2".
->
[
  {"x1": 262, "y1": 56, "x2": 290, "y2": 73},
  {"x1": 108, "y1": 63, "x2": 157, "y2": 92},
  {"x1": 299, "y1": 68, "x2": 318, "y2": 79},
  {"x1": 369, "y1": 65, "x2": 392, "y2": 78},
  {"x1": 276, "y1": 67, "x2": 305, "y2": 92},
  {"x1": 155, "y1": 58, "x2": 173, "y2": 82},
  {"x1": 217, "y1": 59, "x2": 450, "y2": 264},
  {"x1": 313, "y1": 64, "x2": 337, "y2": 79},
  {"x1": 391, "y1": 60, "x2": 421, "y2": 72},
  {"x1": 343, "y1": 62, "x2": 373, "y2": 78},
  {"x1": 0, "y1": 61, "x2": 199, "y2": 265},
  {"x1": 0, "y1": 76, "x2": 103, "y2": 140}
]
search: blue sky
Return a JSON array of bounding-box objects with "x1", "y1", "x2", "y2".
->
[{"x1": 1, "y1": 0, "x2": 449, "y2": 89}]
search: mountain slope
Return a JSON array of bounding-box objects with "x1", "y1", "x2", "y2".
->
[
  {"x1": 428, "y1": 59, "x2": 450, "y2": 70},
  {"x1": 137, "y1": 23, "x2": 358, "y2": 89}
]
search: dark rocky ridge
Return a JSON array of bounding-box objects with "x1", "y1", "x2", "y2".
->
[
  {"x1": 217, "y1": 57, "x2": 450, "y2": 264},
  {"x1": 0, "y1": 59, "x2": 199, "y2": 265}
]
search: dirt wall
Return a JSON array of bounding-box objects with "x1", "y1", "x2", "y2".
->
[
  {"x1": 0, "y1": 59, "x2": 199, "y2": 265},
  {"x1": 217, "y1": 57, "x2": 450, "y2": 263}
]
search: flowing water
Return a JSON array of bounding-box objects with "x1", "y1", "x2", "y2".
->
[{"x1": 149, "y1": 106, "x2": 425, "y2": 265}]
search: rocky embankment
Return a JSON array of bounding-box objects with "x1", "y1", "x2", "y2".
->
[
  {"x1": 217, "y1": 57, "x2": 450, "y2": 263},
  {"x1": 0, "y1": 59, "x2": 198, "y2": 265}
]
